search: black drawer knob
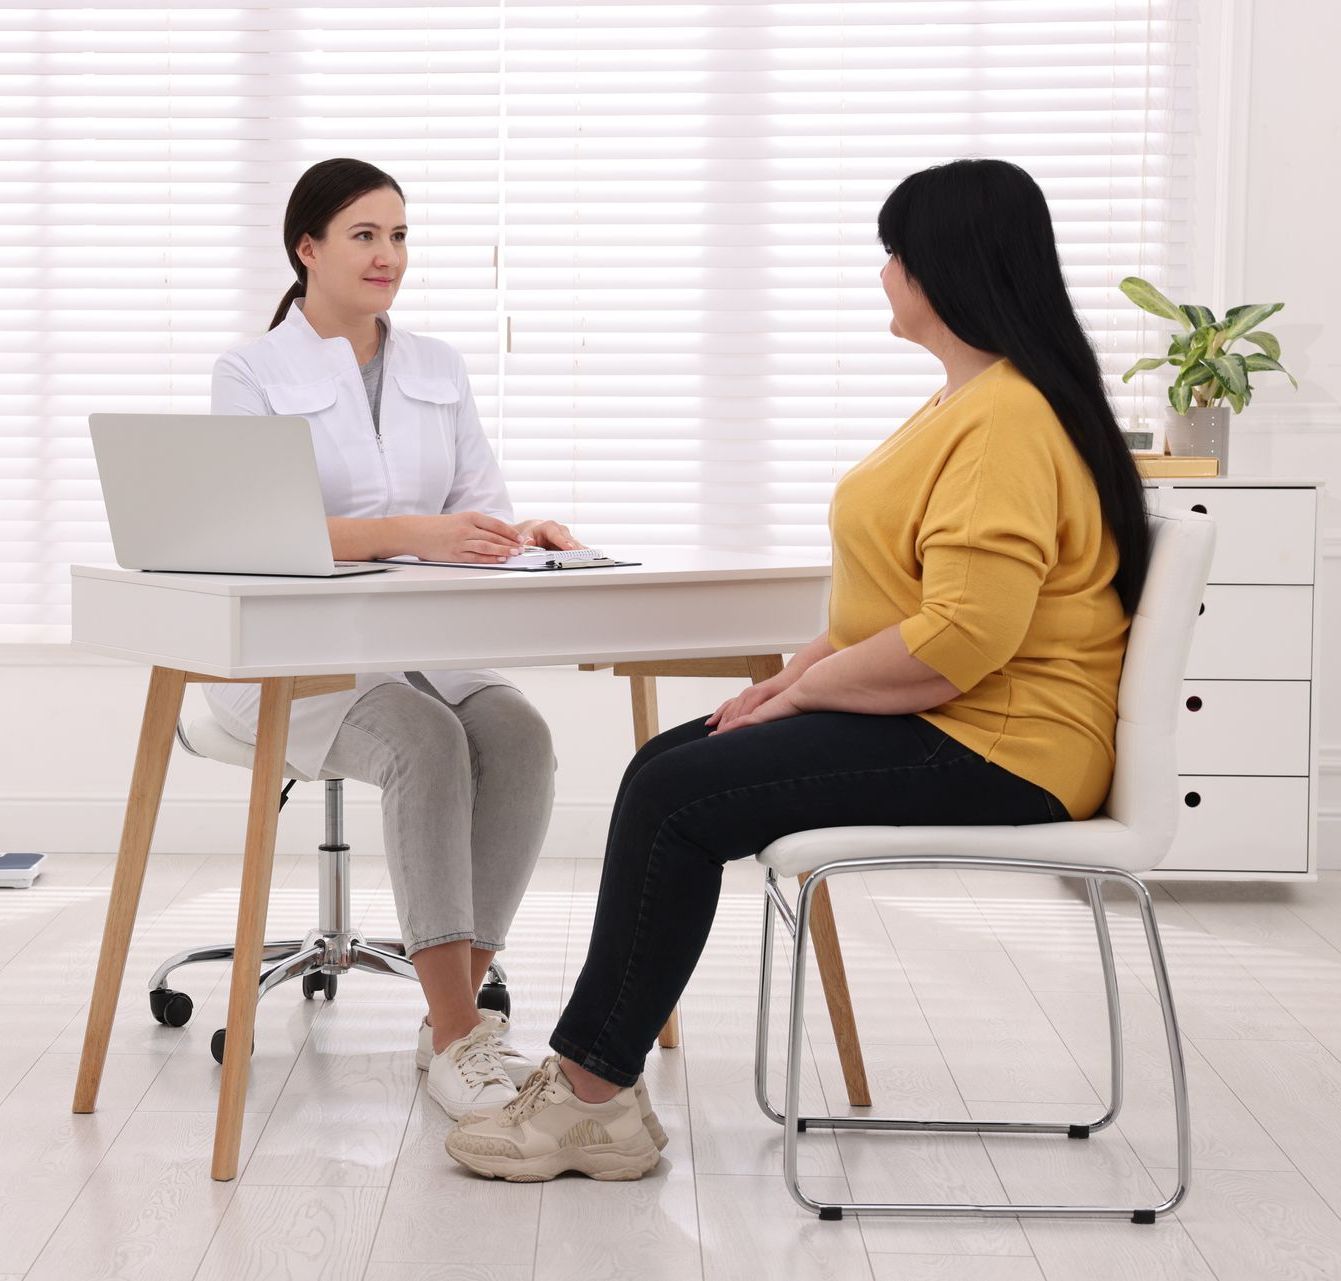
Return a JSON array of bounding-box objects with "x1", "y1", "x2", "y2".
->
[
  {"x1": 1186, "y1": 696, "x2": 1203, "y2": 711},
  {"x1": 1198, "y1": 602, "x2": 1206, "y2": 616},
  {"x1": 1184, "y1": 792, "x2": 1202, "y2": 808},
  {"x1": 1191, "y1": 503, "x2": 1208, "y2": 514}
]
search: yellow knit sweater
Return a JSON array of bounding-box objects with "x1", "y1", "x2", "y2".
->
[{"x1": 827, "y1": 359, "x2": 1129, "y2": 819}]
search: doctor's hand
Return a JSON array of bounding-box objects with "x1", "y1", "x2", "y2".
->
[
  {"x1": 418, "y1": 512, "x2": 527, "y2": 562},
  {"x1": 515, "y1": 519, "x2": 586, "y2": 551}
]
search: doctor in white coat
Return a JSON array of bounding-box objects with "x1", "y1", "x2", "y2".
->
[{"x1": 210, "y1": 157, "x2": 575, "y2": 1119}]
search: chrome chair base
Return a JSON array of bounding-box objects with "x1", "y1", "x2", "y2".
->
[
  {"x1": 146, "y1": 778, "x2": 508, "y2": 1044},
  {"x1": 753, "y1": 857, "x2": 1190, "y2": 1223}
]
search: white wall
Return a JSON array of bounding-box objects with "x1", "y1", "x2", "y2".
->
[{"x1": 5, "y1": 0, "x2": 1340, "y2": 864}]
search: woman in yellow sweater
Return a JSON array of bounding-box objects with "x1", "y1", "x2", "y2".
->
[{"x1": 446, "y1": 159, "x2": 1151, "y2": 1183}]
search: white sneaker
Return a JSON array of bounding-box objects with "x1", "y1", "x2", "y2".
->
[
  {"x1": 425, "y1": 1017, "x2": 519, "y2": 1120},
  {"x1": 445, "y1": 1055, "x2": 660, "y2": 1182},
  {"x1": 459, "y1": 1073, "x2": 669, "y2": 1152},
  {"x1": 416, "y1": 1010, "x2": 536, "y2": 1087}
]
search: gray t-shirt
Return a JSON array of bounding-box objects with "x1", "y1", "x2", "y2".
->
[{"x1": 359, "y1": 319, "x2": 387, "y2": 433}]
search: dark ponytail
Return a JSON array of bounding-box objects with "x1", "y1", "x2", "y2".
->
[
  {"x1": 877, "y1": 159, "x2": 1151, "y2": 616},
  {"x1": 268, "y1": 280, "x2": 307, "y2": 331},
  {"x1": 268, "y1": 157, "x2": 406, "y2": 331}
]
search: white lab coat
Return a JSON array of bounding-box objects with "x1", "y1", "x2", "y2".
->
[{"x1": 205, "y1": 296, "x2": 517, "y2": 780}]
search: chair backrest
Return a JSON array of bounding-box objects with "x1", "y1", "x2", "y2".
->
[{"x1": 1103, "y1": 507, "x2": 1216, "y2": 854}]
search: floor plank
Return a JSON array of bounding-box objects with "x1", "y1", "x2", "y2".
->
[
  {"x1": 24, "y1": 1111, "x2": 265, "y2": 1281},
  {"x1": 195, "y1": 1185, "x2": 386, "y2": 1281}
]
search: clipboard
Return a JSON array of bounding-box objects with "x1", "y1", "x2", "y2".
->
[{"x1": 379, "y1": 549, "x2": 641, "y2": 572}]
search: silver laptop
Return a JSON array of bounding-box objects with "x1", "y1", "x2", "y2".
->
[{"x1": 88, "y1": 413, "x2": 388, "y2": 577}]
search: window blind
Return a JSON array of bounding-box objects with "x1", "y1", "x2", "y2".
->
[{"x1": 3, "y1": 0, "x2": 1195, "y2": 643}]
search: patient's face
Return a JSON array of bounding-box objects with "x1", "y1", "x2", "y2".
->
[
  {"x1": 880, "y1": 255, "x2": 934, "y2": 346},
  {"x1": 298, "y1": 186, "x2": 408, "y2": 317}
]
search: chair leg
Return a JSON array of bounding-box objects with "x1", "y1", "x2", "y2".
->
[
  {"x1": 1131, "y1": 878, "x2": 1192, "y2": 1216},
  {"x1": 212, "y1": 676, "x2": 295, "y2": 1182},
  {"x1": 148, "y1": 941, "x2": 305, "y2": 993},
  {"x1": 75, "y1": 666, "x2": 187, "y2": 1114},
  {"x1": 770, "y1": 858, "x2": 1191, "y2": 1221},
  {"x1": 1087, "y1": 878, "x2": 1124, "y2": 1130},
  {"x1": 256, "y1": 943, "x2": 327, "y2": 999},
  {"x1": 754, "y1": 871, "x2": 784, "y2": 1123},
  {"x1": 799, "y1": 872, "x2": 871, "y2": 1107},
  {"x1": 350, "y1": 940, "x2": 420, "y2": 982}
]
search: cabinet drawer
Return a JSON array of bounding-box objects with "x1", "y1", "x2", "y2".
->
[
  {"x1": 1186, "y1": 585, "x2": 1313, "y2": 680},
  {"x1": 1154, "y1": 487, "x2": 1315, "y2": 584},
  {"x1": 1157, "y1": 776, "x2": 1310, "y2": 874},
  {"x1": 1177, "y1": 681, "x2": 1310, "y2": 775}
]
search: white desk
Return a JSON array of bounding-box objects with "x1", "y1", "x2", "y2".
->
[
  {"x1": 69, "y1": 551, "x2": 874, "y2": 1182},
  {"x1": 69, "y1": 550, "x2": 831, "y2": 677}
]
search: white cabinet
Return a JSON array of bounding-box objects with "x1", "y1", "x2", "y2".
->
[{"x1": 1148, "y1": 480, "x2": 1320, "y2": 878}]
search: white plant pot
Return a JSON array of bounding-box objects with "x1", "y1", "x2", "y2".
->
[{"x1": 1167, "y1": 406, "x2": 1231, "y2": 473}]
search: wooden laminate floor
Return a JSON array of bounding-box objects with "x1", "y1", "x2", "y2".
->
[{"x1": 2, "y1": 852, "x2": 1340, "y2": 1281}]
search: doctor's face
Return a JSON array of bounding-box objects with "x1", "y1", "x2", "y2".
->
[{"x1": 297, "y1": 187, "x2": 408, "y2": 315}]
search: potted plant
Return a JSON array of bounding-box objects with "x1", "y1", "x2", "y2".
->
[{"x1": 1119, "y1": 276, "x2": 1297, "y2": 473}]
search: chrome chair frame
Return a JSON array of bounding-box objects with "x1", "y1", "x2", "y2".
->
[{"x1": 753, "y1": 857, "x2": 1190, "y2": 1224}]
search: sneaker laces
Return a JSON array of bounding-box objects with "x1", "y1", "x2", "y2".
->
[
  {"x1": 448, "y1": 1020, "x2": 514, "y2": 1091},
  {"x1": 475, "y1": 1011, "x2": 533, "y2": 1071},
  {"x1": 498, "y1": 1056, "x2": 564, "y2": 1127}
]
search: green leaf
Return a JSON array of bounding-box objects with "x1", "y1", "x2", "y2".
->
[
  {"x1": 1181, "y1": 304, "x2": 1217, "y2": 328},
  {"x1": 1221, "y1": 302, "x2": 1284, "y2": 342},
  {"x1": 1167, "y1": 331, "x2": 1193, "y2": 361},
  {"x1": 1226, "y1": 388, "x2": 1246, "y2": 413},
  {"x1": 1243, "y1": 353, "x2": 1299, "y2": 389},
  {"x1": 1120, "y1": 276, "x2": 1192, "y2": 329},
  {"x1": 1241, "y1": 329, "x2": 1281, "y2": 361},
  {"x1": 1168, "y1": 360, "x2": 1215, "y2": 414},
  {"x1": 1122, "y1": 356, "x2": 1169, "y2": 382},
  {"x1": 1206, "y1": 352, "x2": 1250, "y2": 397},
  {"x1": 1186, "y1": 324, "x2": 1216, "y2": 364}
]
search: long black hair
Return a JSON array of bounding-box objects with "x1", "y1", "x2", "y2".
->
[
  {"x1": 878, "y1": 159, "x2": 1149, "y2": 616},
  {"x1": 268, "y1": 158, "x2": 406, "y2": 331}
]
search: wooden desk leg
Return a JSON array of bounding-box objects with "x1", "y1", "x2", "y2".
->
[
  {"x1": 211, "y1": 676, "x2": 296, "y2": 1181},
  {"x1": 800, "y1": 872, "x2": 871, "y2": 1107},
  {"x1": 74, "y1": 666, "x2": 188, "y2": 1114}
]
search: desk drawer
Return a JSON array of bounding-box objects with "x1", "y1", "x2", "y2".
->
[
  {"x1": 1158, "y1": 776, "x2": 1310, "y2": 874},
  {"x1": 1155, "y1": 487, "x2": 1315, "y2": 584},
  {"x1": 1186, "y1": 585, "x2": 1313, "y2": 680},
  {"x1": 1178, "y1": 680, "x2": 1311, "y2": 776}
]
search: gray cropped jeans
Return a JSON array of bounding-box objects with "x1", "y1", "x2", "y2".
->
[{"x1": 321, "y1": 677, "x2": 555, "y2": 956}]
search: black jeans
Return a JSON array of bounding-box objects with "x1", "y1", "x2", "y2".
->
[{"x1": 549, "y1": 710, "x2": 1067, "y2": 1086}]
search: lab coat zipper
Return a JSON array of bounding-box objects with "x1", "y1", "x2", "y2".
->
[{"x1": 373, "y1": 420, "x2": 393, "y2": 518}]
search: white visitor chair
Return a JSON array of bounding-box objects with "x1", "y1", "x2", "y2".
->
[{"x1": 753, "y1": 506, "x2": 1215, "y2": 1222}]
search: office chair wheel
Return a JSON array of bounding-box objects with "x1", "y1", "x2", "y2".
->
[
  {"x1": 302, "y1": 973, "x2": 338, "y2": 1001},
  {"x1": 149, "y1": 987, "x2": 193, "y2": 1028},
  {"x1": 477, "y1": 981, "x2": 510, "y2": 1018},
  {"x1": 210, "y1": 1027, "x2": 254, "y2": 1065}
]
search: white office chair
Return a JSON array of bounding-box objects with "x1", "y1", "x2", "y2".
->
[
  {"x1": 147, "y1": 713, "x2": 509, "y2": 1063},
  {"x1": 753, "y1": 507, "x2": 1214, "y2": 1222}
]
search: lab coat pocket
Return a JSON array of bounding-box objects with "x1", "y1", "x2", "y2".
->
[
  {"x1": 392, "y1": 374, "x2": 461, "y2": 408},
  {"x1": 264, "y1": 377, "x2": 340, "y2": 416}
]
